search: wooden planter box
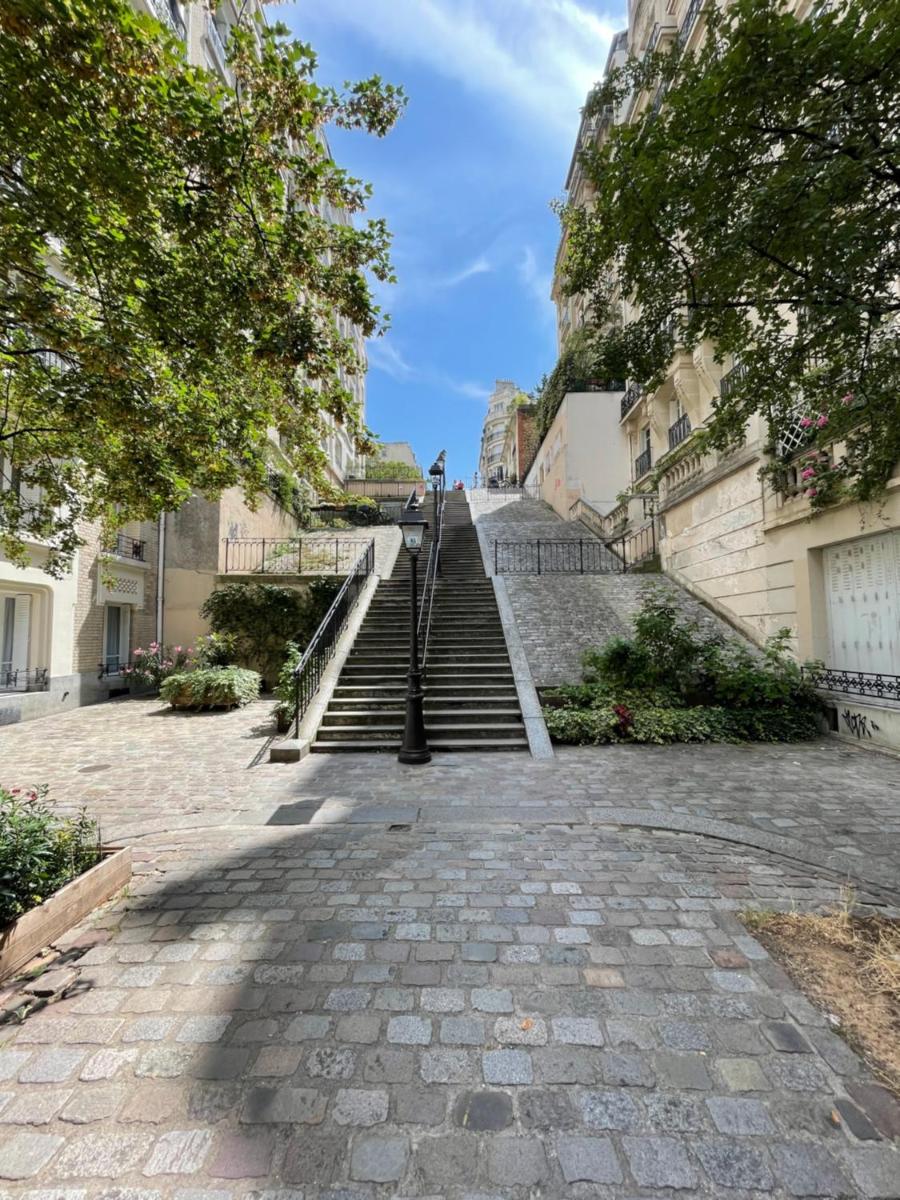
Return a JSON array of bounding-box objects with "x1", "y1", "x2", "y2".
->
[{"x1": 0, "y1": 847, "x2": 132, "y2": 983}]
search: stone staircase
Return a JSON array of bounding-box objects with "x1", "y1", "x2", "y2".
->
[{"x1": 313, "y1": 490, "x2": 527, "y2": 752}]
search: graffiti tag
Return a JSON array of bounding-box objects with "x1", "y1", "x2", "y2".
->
[{"x1": 841, "y1": 709, "x2": 880, "y2": 740}]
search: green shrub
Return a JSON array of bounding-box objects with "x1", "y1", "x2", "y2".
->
[
  {"x1": 193, "y1": 631, "x2": 237, "y2": 668},
  {"x1": 160, "y1": 666, "x2": 260, "y2": 710},
  {"x1": 0, "y1": 785, "x2": 101, "y2": 926},
  {"x1": 273, "y1": 641, "x2": 302, "y2": 729},
  {"x1": 544, "y1": 703, "x2": 820, "y2": 746}
]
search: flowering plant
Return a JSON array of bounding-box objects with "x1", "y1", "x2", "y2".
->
[{"x1": 123, "y1": 641, "x2": 194, "y2": 689}]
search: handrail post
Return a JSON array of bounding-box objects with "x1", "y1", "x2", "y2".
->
[
  {"x1": 335, "y1": 538, "x2": 339, "y2": 575},
  {"x1": 224, "y1": 539, "x2": 229, "y2": 574},
  {"x1": 579, "y1": 538, "x2": 584, "y2": 574},
  {"x1": 261, "y1": 539, "x2": 266, "y2": 574},
  {"x1": 537, "y1": 540, "x2": 541, "y2": 575},
  {"x1": 494, "y1": 540, "x2": 498, "y2": 574},
  {"x1": 298, "y1": 538, "x2": 302, "y2": 574}
]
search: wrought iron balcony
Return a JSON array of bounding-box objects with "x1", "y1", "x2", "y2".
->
[
  {"x1": 108, "y1": 534, "x2": 146, "y2": 561},
  {"x1": 668, "y1": 412, "x2": 692, "y2": 450},
  {"x1": 634, "y1": 447, "x2": 653, "y2": 480},
  {"x1": 719, "y1": 359, "x2": 748, "y2": 399},
  {"x1": 206, "y1": 13, "x2": 230, "y2": 75},
  {"x1": 621, "y1": 382, "x2": 643, "y2": 421},
  {"x1": 149, "y1": 0, "x2": 186, "y2": 39},
  {"x1": 677, "y1": 0, "x2": 704, "y2": 47}
]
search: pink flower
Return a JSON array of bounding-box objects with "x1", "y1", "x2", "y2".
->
[
  {"x1": 801, "y1": 467, "x2": 816, "y2": 480},
  {"x1": 149, "y1": 641, "x2": 159, "y2": 651},
  {"x1": 805, "y1": 487, "x2": 818, "y2": 498},
  {"x1": 840, "y1": 392, "x2": 854, "y2": 405},
  {"x1": 799, "y1": 417, "x2": 813, "y2": 428},
  {"x1": 10, "y1": 787, "x2": 20, "y2": 795},
  {"x1": 816, "y1": 413, "x2": 829, "y2": 428},
  {"x1": 174, "y1": 646, "x2": 182, "y2": 653},
  {"x1": 133, "y1": 648, "x2": 143, "y2": 656}
]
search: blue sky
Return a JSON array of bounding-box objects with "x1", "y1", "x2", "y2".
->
[{"x1": 286, "y1": 0, "x2": 625, "y2": 480}]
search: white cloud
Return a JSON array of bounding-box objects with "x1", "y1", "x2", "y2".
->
[
  {"x1": 519, "y1": 245, "x2": 555, "y2": 326},
  {"x1": 366, "y1": 338, "x2": 414, "y2": 381},
  {"x1": 440, "y1": 256, "x2": 492, "y2": 289},
  {"x1": 367, "y1": 336, "x2": 489, "y2": 401},
  {"x1": 300, "y1": 0, "x2": 617, "y2": 143}
]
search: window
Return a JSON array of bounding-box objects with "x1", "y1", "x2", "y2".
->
[
  {"x1": 0, "y1": 593, "x2": 32, "y2": 689},
  {"x1": 104, "y1": 604, "x2": 131, "y2": 676}
]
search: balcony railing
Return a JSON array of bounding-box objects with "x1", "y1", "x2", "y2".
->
[
  {"x1": 0, "y1": 666, "x2": 49, "y2": 694},
  {"x1": 802, "y1": 666, "x2": 900, "y2": 705},
  {"x1": 149, "y1": 0, "x2": 186, "y2": 38},
  {"x1": 223, "y1": 537, "x2": 372, "y2": 576},
  {"x1": 621, "y1": 382, "x2": 643, "y2": 421},
  {"x1": 206, "y1": 13, "x2": 230, "y2": 75},
  {"x1": 677, "y1": 0, "x2": 704, "y2": 47},
  {"x1": 719, "y1": 360, "x2": 748, "y2": 399},
  {"x1": 634, "y1": 447, "x2": 653, "y2": 480},
  {"x1": 668, "y1": 412, "x2": 692, "y2": 450},
  {"x1": 107, "y1": 534, "x2": 146, "y2": 561}
]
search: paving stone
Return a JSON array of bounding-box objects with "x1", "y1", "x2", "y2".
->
[
  {"x1": 550, "y1": 1016, "x2": 603, "y2": 1046},
  {"x1": 834, "y1": 1099, "x2": 881, "y2": 1141},
  {"x1": 324, "y1": 988, "x2": 371, "y2": 1012},
  {"x1": 771, "y1": 1142, "x2": 851, "y2": 1197},
  {"x1": 420, "y1": 1048, "x2": 471, "y2": 1084},
  {"x1": 284, "y1": 1015, "x2": 331, "y2": 1042},
  {"x1": 59, "y1": 1084, "x2": 124, "y2": 1124},
  {"x1": 644, "y1": 1092, "x2": 705, "y2": 1133},
  {"x1": 334, "y1": 1015, "x2": 381, "y2": 1044},
  {"x1": 483, "y1": 1049, "x2": 532, "y2": 1085},
  {"x1": 208, "y1": 1132, "x2": 275, "y2": 1179},
  {"x1": 471, "y1": 988, "x2": 512, "y2": 1013},
  {"x1": 413, "y1": 1134, "x2": 479, "y2": 1189},
  {"x1": 420, "y1": 988, "x2": 465, "y2": 1013},
  {"x1": 387, "y1": 1016, "x2": 431, "y2": 1045},
  {"x1": 440, "y1": 1017, "x2": 484, "y2": 1046},
  {"x1": 176, "y1": 1016, "x2": 231, "y2": 1043},
  {"x1": 55, "y1": 1129, "x2": 154, "y2": 1178},
  {"x1": 120, "y1": 1084, "x2": 186, "y2": 1124},
  {"x1": 694, "y1": 1138, "x2": 776, "y2": 1190},
  {"x1": 304, "y1": 1047, "x2": 357, "y2": 1080},
  {"x1": 847, "y1": 1082, "x2": 900, "y2": 1138},
  {"x1": 659, "y1": 1019, "x2": 712, "y2": 1051},
  {"x1": 0, "y1": 1132, "x2": 63, "y2": 1180},
  {"x1": 363, "y1": 1049, "x2": 414, "y2": 1084},
  {"x1": 453, "y1": 1091, "x2": 513, "y2": 1132},
  {"x1": 655, "y1": 1051, "x2": 713, "y2": 1090},
  {"x1": 487, "y1": 1138, "x2": 548, "y2": 1186},
  {"x1": 847, "y1": 1146, "x2": 900, "y2": 1198},
  {"x1": 18, "y1": 1049, "x2": 86, "y2": 1084},
  {"x1": 623, "y1": 1134, "x2": 697, "y2": 1190},
  {"x1": 580, "y1": 1090, "x2": 642, "y2": 1131},
  {"x1": 718, "y1": 1056, "x2": 771, "y2": 1092},
  {"x1": 556, "y1": 1136, "x2": 623, "y2": 1185},
  {"x1": 331, "y1": 1089, "x2": 388, "y2": 1127},
  {"x1": 392, "y1": 1085, "x2": 447, "y2": 1126},
  {"x1": 535, "y1": 1047, "x2": 595, "y2": 1085},
  {"x1": 142, "y1": 1130, "x2": 212, "y2": 1176},
  {"x1": 707, "y1": 1095, "x2": 776, "y2": 1135},
  {"x1": 0, "y1": 1087, "x2": 71, "y2": 1125},
  {"x1": 493, "y1": 1016, "x2": 547, "y2": 1045},
  {"x1": 349, "y1": 1136, "x2": 408, "y2": 1183},
  {"x1": 281, "y1": 1132, "x2": 346, "y2": 1187},
  {"x1": 517, "y1": 1088, "x2": 578, "y2": 1131},
  {"x1": 762, "y1": 1022, "x2": 812, "y2": 1053},
  {"x1": 240, "y1": 1087, "x2": 327, "y2": 1125}
]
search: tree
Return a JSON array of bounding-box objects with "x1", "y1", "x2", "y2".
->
[
  {"x1": 559, "y1": 0, "x2": 900, "y2": 508},
  {"x1": 0, "y1": 0, "x2": 405, "y2": 574},
  {"x1": 364, "y1": 458, "x2": 422, "y2": 481}
]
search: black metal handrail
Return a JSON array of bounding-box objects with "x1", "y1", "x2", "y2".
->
[
  {"x1": 634, "y1": 447, "x2": 653, "y2": 479},
  {"x1": 0, "y1": 666, "x2": 49, "y2": 693},
  {"x1": 417, "y1": 459, "x2": 446, "y2": 673},
  {"x1": 720, "y1": 359, "x2": 748, "y2": 399},
  {"x1": 668, "y1": 412, "x2": 692, "y2": 450},
  {"x1": 493, "y1": 524, "x2": 658, "y2": 575},
  {"x1": 292, "y1": 539, "x2": 376, "y2": 737},
  {"x1": 107, "y1": 533, "x2": 146, "y2": 561},
  {"x1": 223, "y1": 537, "x2": 371, "y2": 575},
  {"x1": 802, "y1": 666, "x2": 900, "y2": 704},
  {"x1": 621, "y1": 382, "x2": 643, "y2": 421},
  {"x1": 677, "y1": 0, "x2": 703, "y2": 47}
]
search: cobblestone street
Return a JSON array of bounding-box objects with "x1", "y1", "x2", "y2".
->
[{"x1": 1, "y1": 700, "x2": 899, "y2": 1196}]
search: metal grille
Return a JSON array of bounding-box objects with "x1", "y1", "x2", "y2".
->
[
  {"x1": 634, "y1": 447, "x2": 652, "y2": 479},
  {"x1": 223, "y1": 537, "x2": 372, "y2": 575},
  {"x1": 803, "y1": 666, "x2": 900, "y2": 704},
  {"x1": 668, "y1": 413, "x2": 692, "y2": 450},
  {"x1": 621, "y1": 383, "x2": 643, "y2": 421}
]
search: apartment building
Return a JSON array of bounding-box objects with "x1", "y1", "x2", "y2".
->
[
  {"x1": 1, "y1": 0, "x2": 369, "y2": 722},
  {"x1": 478, "y1": 381, "x2": 526, "y2": 483},
  {"x1": 542, "y1": 0, "x2": 900, "y2": 749}
]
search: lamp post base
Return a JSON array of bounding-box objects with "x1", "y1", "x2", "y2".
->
[{"x1": 398, "y1": 745, "x2": 432, "y2": 765}]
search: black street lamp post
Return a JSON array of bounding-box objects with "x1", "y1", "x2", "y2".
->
[
  {"x1": 429, "y1": 450, "x2": 446, "y2": 577},
  {"x1": 398, "y1": 506, "x2": 431, "y2": 765}
]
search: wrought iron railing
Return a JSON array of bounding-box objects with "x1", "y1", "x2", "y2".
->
[
  {"x1": 802, "y1": 666, "x2": 900, "y2": 704},
  {"x1": 719, "y1": 359, "x2": 748, "y2": 399},
  {"x1": 417, "y1": 460, "x2": 446, "y2": 673},
  {"x1": 107, "y1": 534, "x2": 146, "y2": 561},
  {"x1": 634, "y1": 447, "x2": 653, "y2": 479},
  {"x1": 677, "y1": 0, "x2": 704, "y2": 47},
  {"x1": 621, "y1": 382, "x2": 643, "y2": 421},
  {"x1": 668, "y1": 412, "x2": 692, "y2": 450},
  {"x1": 206, "y1": 13, "x2": 229, "y2": 74},
  {"x1": 492, "y1": 526, "x2": 658, "y2": 575},
  {"x1": 292, "y1": 539, "x2": 376, "y2": 737},
  {"x1": 222, "y1": 537, "x2": 371, "y2": 575},
  {"x1": 0, "y1": 666, "x2": 49, "y2": 693}
]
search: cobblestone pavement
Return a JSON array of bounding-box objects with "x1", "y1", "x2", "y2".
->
[
  {"x1": 1, "y1": 702, "x2": 899, "y2": 1196},
  {"x1": 1, "y1": 698, "x2": 899, "y2": 892}
]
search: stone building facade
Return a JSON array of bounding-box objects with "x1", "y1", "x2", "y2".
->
[{"x1": 537, "y1": 0, "x2": 900, "y2": 751}]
